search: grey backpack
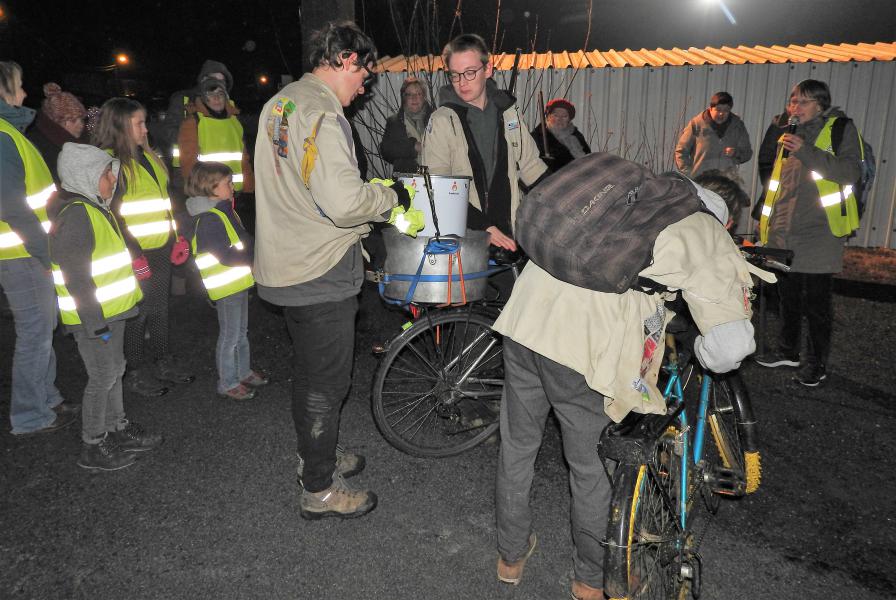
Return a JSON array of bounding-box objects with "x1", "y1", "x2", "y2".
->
[{"x1": 515, "y1": 153, "x2": 702, "y2": 294}]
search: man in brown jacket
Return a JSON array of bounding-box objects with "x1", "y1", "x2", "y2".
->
[{"x1": 253, "y1": 21, "x2": 415, "y2": 521}]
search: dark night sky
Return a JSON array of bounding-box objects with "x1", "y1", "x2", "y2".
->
[{"x1": 1, "y1": 0, "x2": 893, "y2": 106}]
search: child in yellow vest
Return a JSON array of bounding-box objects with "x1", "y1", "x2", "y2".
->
[{"x1": 185, "y1": 162, "x2": 267, "y2": 400}]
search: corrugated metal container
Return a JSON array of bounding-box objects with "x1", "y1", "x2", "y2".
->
[{"x1": 354, "y1": 42, "x2": 896, "y2": 248}]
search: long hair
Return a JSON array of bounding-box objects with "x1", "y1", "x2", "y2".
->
[
  {"x1": 0, "y1": 61, "x2": 23, "y2": 105},
  {"x1": 92, "y1": 97, "x2": 166, "y2": 184}
]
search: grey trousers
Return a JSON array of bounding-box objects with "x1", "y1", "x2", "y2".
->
[
  {"x1": 496, "y1": 338, "x2": 612, "y2": 589},
  {"x1": 73, "y1": 320, "x2": 127, "y2": 442}
]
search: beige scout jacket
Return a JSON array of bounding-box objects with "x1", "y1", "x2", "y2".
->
[
  {"x1": 253, "y1": 73, "x2": 397, "y2": 287},
  {"x1": 421, "y1": 104, "x2": 548, "y2": 232},
  {"x1": 493, "y1": 212, "x2": 775, "y2": 423}
]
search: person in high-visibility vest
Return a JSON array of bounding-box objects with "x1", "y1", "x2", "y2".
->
[
  {"x1": 176, "y1": 77, "x2": 255, "y2": 233},
  {"x1": 0, "y1": 61, "x2": 78, "y2": 436},
  {"x1": 184, "y1": 161, "x2": 267, "y2": 401},
  {"x1": 49, "y1": 143, "x2": 163, "y2": 470},
  {"x1": 93, "y1": 98, "x2": 195, "y2": 397},
  {"x1": 753, "y1": 79, "x2": 863, "y2": 387}
]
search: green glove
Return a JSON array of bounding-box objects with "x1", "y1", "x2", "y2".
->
[
  {"x1": 369, "y1": 178, "x2": 395, "y2": 187},
  {"x1": 388, "y1": 206, "x2": 426, "y2": 238},
  {"x1": 402, "y1": 183, "x2": 416, "y2": 203}
]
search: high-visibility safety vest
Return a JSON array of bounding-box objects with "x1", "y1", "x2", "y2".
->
[
  {"x1": 196, "y1": 113, "x2": 246, "y2": 191},
  {"x1": 0, "y1": 118, "x2": 56, "y2": 260},
  {"x1": 190, "y1": 208, "x2": 254, "y2": 301},
  {"x1": 117, "y1": 151, "x2": 175, "y2": 250},
  {"x1": 759, "y1": 116, "x2": 861, "y2": 243},
  {"x1": 171, "y1": 95, "x2": 190, "y2": 167},
  {"x1": 52, "y1": 200, "x2": 143, "y2": 325}
]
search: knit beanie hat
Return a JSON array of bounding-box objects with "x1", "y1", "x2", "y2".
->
[
  {"x1": 41, "y1": 83, "x2": 87, "y2": 126},
  {"x1": 545, "y1": 98, "x2": 575, "y2": 120}
]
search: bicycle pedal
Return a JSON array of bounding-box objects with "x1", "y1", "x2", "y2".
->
[{"x1": 704, "y1": 465, "x2": 746, "y2": 497}]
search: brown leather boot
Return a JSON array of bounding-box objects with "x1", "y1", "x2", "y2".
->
[
  {"x1": 571, "y1": 580, "x2": 605, "y2": 600},
  {"x1": 496, "y1": 533, "x2": 537, "y2": 585}
]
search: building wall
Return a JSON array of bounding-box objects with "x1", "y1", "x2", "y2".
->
[{"x1": 355, "y1": 60, "x2": 895, "y2": 247}]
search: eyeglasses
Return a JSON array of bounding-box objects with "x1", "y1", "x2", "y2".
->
[
  {"x1": 403, "y1": 91, "x2": 424, "y2": 99},
  {"x1": 358, "y1": 63, "x2": 376, "y2": 89},
  {"x1": 788, "y1": 98, "x2": 816, "y2": 107},
  {"x1": 447, "y1": 65, "x2": 485, "y2": 83}
]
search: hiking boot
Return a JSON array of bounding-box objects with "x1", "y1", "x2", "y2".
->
[
  {"x1": 77, "y1": 434, "x2": 137, "y2": 471},
  {"x1": 12, "y1": 414, "x2": 77, "y2": 436},
  {"x1": 571, "y1": 580, "x2": 605, "y2": 600},
  {"x1": 241, "y1": 370, "x2": 270, "y2": 388},
  {"x1": 754, "y1": 350, "x2": 800, "y2": 368},
  {"x1": 497, "y1": 533, "x2": 537, "y2": 585},
  {"x1": 298, "y1": 474, "x2": 377, "y2": 520},
  {"x1": 111, "y1": 420, "x2": 163, "y2": 452},
  {"x1": 296, "y1": 444, "x2": 366, "y2": 487},
  {"x1": 52, "y1": 401, "x2": 81, "y2": 417},
  {"x1": 154, "y1": 358, "x2": 195, "y2": 384},
  {"x1": 126, "y1": 369, "x2": 169, "y2": 398},
  {"x1": 795, "y1": 362, "x2": 827, "y2": 387},
  {"x1": 218, "y1": 383, "x2": 256, "y2": 400}
]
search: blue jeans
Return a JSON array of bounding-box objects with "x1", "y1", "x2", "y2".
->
[
  {"x1": 496, "y1": 338, "x2": 612, "y2": 589},
  {"x1": 73, "y1": 320, "x2": 127, "y2": 441},
  {"x1": 215, "y1": 291, "x2": 251, "y2": 393},
  {"x1": 0, "y1": 257, "x2": 64, "y2": 434}
]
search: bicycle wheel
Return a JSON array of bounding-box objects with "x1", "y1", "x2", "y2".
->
[
  {"x1": 705, "y1": 372, "x2": 761, "y2": 494},
  {"x1": 371, "y1": 309, "x2": 503, "y2": 458},
  {"x1": 605, "y1": 426, "x2": 691, "y2": 600}
]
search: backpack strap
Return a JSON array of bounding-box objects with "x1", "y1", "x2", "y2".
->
[{"x1": 830, "y1": 116, "x2": 848, "y2": 155}]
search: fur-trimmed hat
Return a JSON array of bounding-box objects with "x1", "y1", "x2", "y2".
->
[
  {"x1": 545, "y1": 98, "x2": 575, "y2": 120},
  {"x1": 41, "y1": 83, "x2": 86, "y2": 126}
]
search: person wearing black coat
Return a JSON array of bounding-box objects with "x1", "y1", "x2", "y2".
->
[
  {"x1": 379, "y1": 77, "x2": 432, "y2": 175},
  {"x1": 531, "y1": 98, "x2": 591, "y2": 172}
]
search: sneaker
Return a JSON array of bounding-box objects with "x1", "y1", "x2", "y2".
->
[
  {"x1": 240, "y1": 370, "x2": 270, "y2": 388},
  {"x1": 298, "y1": 473, "x2": 377, "y2": 520},
  {"x1": 796, "y1": 363, "x2": 827, "y2": 387},
  {"x1": 12, "y1": 414, "x2": 76, "y2": 436},
  {"x1": 754, "y1": 350, "x2": 800, "y2": 368},
  {"x1": 296, "y1": 444, "x2": 366, "y2": 487},
  {"x1": 126, "y1": 369, "x2": 169, "y2": 398},
  {"x1": 218, "y1": 383, "x2": 256, "y2": 400},
  {"x1": 111, "y1": 420, "x2": 163, "y2": 452},
  {"x1": 77, "y1": 434, "x2": 137, "y2": 471},
  {"x1": 497, "y1": 533, "x2": 537, "y2": 585},
  {"x1": 154, "y1": 358, "x2": 195, "y2": 384},
  {"x1": 571, "y1": 580, "x2": 605, "y2": 600}
]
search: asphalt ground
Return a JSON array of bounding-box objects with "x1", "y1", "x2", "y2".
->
[{"x1": 1, "y1": 275, "x2": 894, "y2": 600}]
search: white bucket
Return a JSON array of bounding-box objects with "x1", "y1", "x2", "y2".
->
[{"x1": 396, "y1": 174, "x2": 471, "y2": 237}]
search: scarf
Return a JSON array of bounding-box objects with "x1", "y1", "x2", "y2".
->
[{"x1": 549, "y1": 124, "x2": 587, "y2": 159}]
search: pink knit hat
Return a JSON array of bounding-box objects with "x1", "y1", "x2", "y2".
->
[{"x1": 41, "y1": 83, "x2": 87, "y2": 125}]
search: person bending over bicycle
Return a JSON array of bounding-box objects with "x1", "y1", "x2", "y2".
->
[{"x1": 489, "y1": 153, "x2": 773, "y2": 599}]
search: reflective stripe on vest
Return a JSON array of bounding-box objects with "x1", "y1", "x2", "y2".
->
[
  {"x1": 52, "y1": 201, "x2": 143, "y2": 325},
  {"x1": 196, "y1": 113, "x2": 245, "y2": 191},
  {"x1": 117, "y1": 151, "x2": 174, "y2": 250},
  {"x1": 190, "y1": 207, "x2": 254, "y2": 301},
  {"x1": 758, "y1": 116, "x2": 860, "y2": 243},
  {"x1": 0, "y1": 119, "x2": 57, "y2": 259}
]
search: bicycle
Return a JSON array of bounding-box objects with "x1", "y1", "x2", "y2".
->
[
  {"x1": 599, "y1": 244, "x2": 791, "y2": 599},
  {"x1": 369, "y1": 238, "x2": 523, "y2": 458}
]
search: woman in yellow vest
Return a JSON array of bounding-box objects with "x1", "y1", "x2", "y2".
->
[
  {"x1": 184, "y1": 162, "x2": 266, "y2": 400},
  {"x1": 753, "y1": 80, "x2": 862, "y2": 387},
  {"x1": 0, "y1": 61, "x2": 77, "y2": 435},
  {"x1": 49, "y1": 143, "x2": 163, "y2": 469},
  {"x1": 93, "y1": 98, "x2": 195, "y2": 396}
]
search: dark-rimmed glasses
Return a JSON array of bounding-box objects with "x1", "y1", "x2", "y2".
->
[{"x1": 447, "y1": 65, "x2": 485, "y2": 83}]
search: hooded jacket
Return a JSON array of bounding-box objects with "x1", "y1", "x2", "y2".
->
[
  {"x1": 49, "y1": 143, "x2": 138, "y2": 336},
  {"x1": 0, "y1": 99, "x2": 53, "y2": 268},
  {"x1": 422, "y1": 79, "x2": 547, "y2": 236},
  {"x1": 163, "y1": 60, "x2": 235, "y2": 150},
  {"x1": 185, "y1": 195, "x2": 253, "y2": 267}
]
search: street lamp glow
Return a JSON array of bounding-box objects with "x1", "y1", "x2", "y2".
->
[
  {"x1": 116, "y1": 53, "x2": 129, "y2": 66},
  {"x1": 259, "y1": 75, "x2": 269, "y2": 85}
]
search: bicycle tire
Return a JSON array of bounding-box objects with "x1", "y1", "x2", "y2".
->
[
  {"x1": 604, "y1": 426, "x2": 691, "y2": 600},
  {"x1": 705, "y1": 372, "x2": 762, "y2": 494},
  {"x1": 371, "y1": 309, "x2": 503, "y2": 458}
]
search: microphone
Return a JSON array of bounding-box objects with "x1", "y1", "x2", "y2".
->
[{"x1": 782, "y1": 115, "x2": 799, "y2": 158}]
